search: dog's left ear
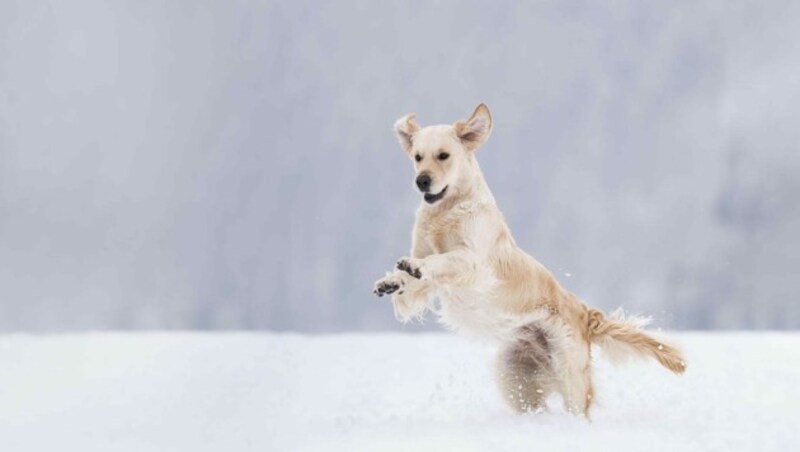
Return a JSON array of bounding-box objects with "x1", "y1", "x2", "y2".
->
[{"x1": 454, "y1": 103, "x2": 493, "y2": 151}]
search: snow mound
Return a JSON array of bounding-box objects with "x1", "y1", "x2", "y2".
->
[{"x1": 1, "y1": 332, "x2": 798, "y2": 451}]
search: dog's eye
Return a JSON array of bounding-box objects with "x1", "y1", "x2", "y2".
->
[
  {"x1": 437, "y1": 152, "x2": 450, "y2": 161},
  {"x1": 414, "y1": 154, "x2": 422, "y2": 162}
]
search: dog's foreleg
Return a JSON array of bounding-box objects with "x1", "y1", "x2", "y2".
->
[
  {"x1": 391, "y1": 276, "x2": 434, "y2": 322},
  {"x1": 374, "y1": 271, "x2": 433, "y2": 322},
  {"x1": 396, "y1": 249, "x2": 479, "y2": 287}
]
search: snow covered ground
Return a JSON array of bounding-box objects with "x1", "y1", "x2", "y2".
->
[{"x1": 1, "y1": 332, "x2": 798, "y2": 451}]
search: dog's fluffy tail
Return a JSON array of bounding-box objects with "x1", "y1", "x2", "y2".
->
[{"x1": 587, "y1": 308, "x2": 686, "y2": 374}]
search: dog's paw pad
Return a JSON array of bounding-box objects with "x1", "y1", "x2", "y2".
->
[
  {"x1": 396, "y1": 258, "x2": 422, "y2": 279},
  {"x1": 373, "y1": 278, "x2": 403, "y2": 297}
]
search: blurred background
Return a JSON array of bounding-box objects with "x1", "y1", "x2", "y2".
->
[{"x1": 1, "y1": 0, "x2": 798, "y2": 333}]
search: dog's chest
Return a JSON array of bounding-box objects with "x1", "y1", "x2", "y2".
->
[{"x1": 418, "y1": 210, "x2": 467, "y2": 253}]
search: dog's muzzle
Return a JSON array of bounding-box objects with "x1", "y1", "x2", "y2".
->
[{"x1": 424, "y1": 186, "x2": 447, "y2": 204}]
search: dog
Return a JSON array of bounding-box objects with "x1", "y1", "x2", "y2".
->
[{"x1": 372, "y1": 103, "x2": 686, "y2": 417}]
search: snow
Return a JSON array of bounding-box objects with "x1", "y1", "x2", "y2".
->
[{"x1": 1, "y1": 332, "x2": 798, "y2": 451}]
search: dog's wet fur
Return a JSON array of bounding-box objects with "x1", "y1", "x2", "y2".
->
[
  {"x1": 497, "y1": 324, "x2": 557, "y2": 413},
  {"x1": 373, "y1": 104, "x2": 685, "y2": 417}
]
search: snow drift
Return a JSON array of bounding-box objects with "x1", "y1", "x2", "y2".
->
[{"x1": 1, "y1": 332, "x2": 797, "y2": 451}]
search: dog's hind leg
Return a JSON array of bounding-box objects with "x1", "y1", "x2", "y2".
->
[
  {"x1": 496, "y1": 325, "x2": 556, "y2": 413},
  {"x1": 555, "y1": 335, "x2": 595, "y2": 418}
]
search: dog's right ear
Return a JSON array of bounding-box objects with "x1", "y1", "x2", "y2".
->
[{"x1": 393, "y1": 113, "x2": 420, "y2": 153}]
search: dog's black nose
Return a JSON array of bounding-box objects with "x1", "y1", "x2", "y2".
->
[{"x1": 416, "y1": 174, "x2": 432, "y2": 192}]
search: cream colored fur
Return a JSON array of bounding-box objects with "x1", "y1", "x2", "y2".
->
[{"x1": 373, "y1": 104, "x2": 686, "y2": 417}]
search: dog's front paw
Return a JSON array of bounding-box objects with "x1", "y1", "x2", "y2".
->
[
  {"x1": 397, "y1": 257, "x2": 424, "y2": 279},
  {"x1": 373, "y1": 274, "x2": 404, "y2": 297}
]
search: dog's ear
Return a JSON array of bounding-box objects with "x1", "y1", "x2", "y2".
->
[
  {"x1": 454, "y1": 103, "x2": 492, "y2": 151},
  {"x1": 393, "y1": 113, "x2": 420, "y2": 153}
]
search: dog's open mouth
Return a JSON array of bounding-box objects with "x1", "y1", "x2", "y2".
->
[{"x1": 424, "y1": 186, "x2": 448, "y2": 204}]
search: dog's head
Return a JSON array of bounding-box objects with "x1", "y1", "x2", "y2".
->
[{"x1": 393, "y1": 103, "x2": 493, "y2": 205}]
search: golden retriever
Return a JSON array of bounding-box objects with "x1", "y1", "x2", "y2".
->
[{"x1": 373, "y1": 103, "x2": 686, "y2": 417}]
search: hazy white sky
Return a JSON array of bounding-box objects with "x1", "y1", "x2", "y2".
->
[{"x1": 1, "y1": 0, "x2": 798, "y2": 331}]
